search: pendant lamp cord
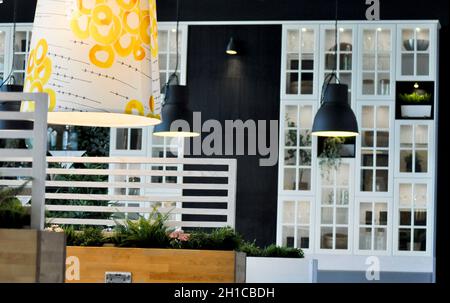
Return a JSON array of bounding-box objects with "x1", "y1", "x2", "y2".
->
[
  {"x1": 320, "y1": 0, "x2": 341, "y2": 105},
  {"x1": 163, "y1": 0, "x2": 180, "y2": 103},
  {"x1": 0, "y1": 0, "x2": 17, "y2": 88}
]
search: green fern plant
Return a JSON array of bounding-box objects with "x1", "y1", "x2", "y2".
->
[{"x1": 0, "y1": 180, "x2": 31, "y2": 228}]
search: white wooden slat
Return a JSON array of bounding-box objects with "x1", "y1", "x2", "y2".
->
[
  {"x1": 0, "y1": 149, "x2": 33, "y2": 157},
  {"x1": 0, "y1": 157, "x2": 32, "y2": 162},
  {"x1": 46, "y1": 168, "x2": 229, "y2": 177},
  {"x1": 45, "y1": 193, "x2": 229, "y2": 203},
  {"x1": 0, "y1": 130, "x2": 34, "y2": 139},
  {"x1": 0, "y1": 179, "x2": 33, "y2": 186},
  {"x1": 45, "y1": 205, "x2": 230, "y2": 215},
  {"x1": 0, "y1": 112, "x2": 34, "y2": 120},
  {"x1": 0, "y1": 167, "x2": 33, "y2": 177},
  {"x1": 46, "y1": 156, "x2": 235, "y2": 165},
  {"x1": 0, "y1": 92, "x2": 48, "y2": 102},
  {"x1": 45, "y1": 180, "x2": 231, "y2": 190},
  {"x1": 46, "y1": 218, "x2": 228, "y2": 228}
]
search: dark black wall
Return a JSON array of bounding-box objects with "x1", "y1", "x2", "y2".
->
[{"x1": 186, "y1": 25, "x2": 281, "y2": 246}]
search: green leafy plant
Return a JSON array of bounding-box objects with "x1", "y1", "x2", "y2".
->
[
  {"x1": 262, "y1": 244, "x2": 304, "y2": 258},
  {"x1": 182, "y1": 227, "x2": 242, "y2": 251},
  {"x1": 238, "y1": 241, "x2": 304, "y2": 258},
  {"x1": 238, "y1": 240, "x2": 264, "y2": 257},
  {"x1": 0, "y1": 181, "x2": 31, "y2": 228},
  {"x1": 399, "y1": 92, "x2": 431, "y2": 103},
  {"x1": 64, "y1": 226, "x2": 106, "y2": 246},
  {"x1": 319, "y1": 137, "x2": 345, "y2": 176},
  {"x1": 112, "y1": 209, "x2": 172, "y2": 248},
  {"x1": 74, "y1": 126, "x2": 110, "y2": 156}
]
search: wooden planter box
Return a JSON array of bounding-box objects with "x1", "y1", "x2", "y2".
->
[
  {"x1": 66, "y1": 246, "x2": 246, "y2": 283},
  {"x1": 246, "y1": 257, "x2": 318, "y2": 283},
  {"x1": 0, "y1": 229, "x2": 66, "y2": 282}
]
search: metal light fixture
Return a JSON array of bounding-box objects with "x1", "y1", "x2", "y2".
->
[
  {"x1": 311, "y1": 0, "x2": 358, "y2": 137},
  {"x1": 153, "y1": 0, "x2": 198, "y2": 137},
  {"x1": 226, "y1": 37, "x2": 237, "y2": 55}
]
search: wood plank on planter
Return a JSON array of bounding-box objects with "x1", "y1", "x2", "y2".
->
[
  {"x1": 0, "y1": 229, "x2": 66, "y2": 283},
  {"x1": 66, "y1": 246, "x2": 246, "y2": 283},
  {"x1": 0, "y1": 229, "x2": 38, "y2": 282}
]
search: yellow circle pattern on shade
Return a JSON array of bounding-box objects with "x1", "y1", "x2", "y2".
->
[
  {"x1": 22, "y1": 0, "x2": 162, "y2": 125},
  {"x1": 21, "y1": 38, "x2": 56, "y2": 112},
  {"x1": 70, "y1": 0, "x2": 156, "y2": 68}
]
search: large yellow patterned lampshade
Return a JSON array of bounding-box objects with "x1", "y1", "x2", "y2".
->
[{"x1": 21, "y1": 0, "x2": 161, "y2": 127}]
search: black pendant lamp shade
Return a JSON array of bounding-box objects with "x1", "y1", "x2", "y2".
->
[
  {"x1": 226, "y1": 37, "x2": 237, "y2": 55},
  {"x1": 312, "y1": 83, "x2": 358, "y2": 137},
  {"x1": 153, "y1": 85, "x2": 199, "y2": 137}
]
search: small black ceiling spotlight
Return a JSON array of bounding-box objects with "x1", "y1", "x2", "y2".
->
[{"x1": 226, "y1": 37, "x2": 238, "y2": 55}]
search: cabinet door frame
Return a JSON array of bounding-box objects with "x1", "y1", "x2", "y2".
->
[
  {"x1": 357, "y1": 23, "x2": 396, "y2": 101},
  {"x1": 355, "y1": 101, "x2": 395, "y2": 197},
  {"x1": 318, "y1": 23, "x2": 358, "y2": 107},
  {"x1": 396, "y1": 23, "x2": 437, "y2": 81},
  {"x1": 353, "y1": 197, "x2": 393, "y2": 256},
  {"x1": 276, "y1": 196, "x2": 315, "y2": 254},
  {"x1": 277, "y1": 100, "x2": 318, "y2": 196},
  {"x1": 281, "y1": 24, "x2": 320, "y2": 101},
  {"x1": 394, "y1": 120, "x2": 434, "y2": 179},
  {"x1": 315, "y1": 159, "x2": 355, "y2": 255},
  {"x1": 393, "y1": 178, "x2": 433, "y2": 257}
]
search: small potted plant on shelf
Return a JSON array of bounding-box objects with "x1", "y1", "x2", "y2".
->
[{"x1": 399, "y1": 87, "x2": 432, "y2": 118}]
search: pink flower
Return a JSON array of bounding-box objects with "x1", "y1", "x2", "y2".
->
[{"x1": 169, "y1": 230, "x2": 190, "y2": 242}]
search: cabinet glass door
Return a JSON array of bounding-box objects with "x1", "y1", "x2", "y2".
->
[
  {"x1": 281, "y1": 199, "x2": 311, "y2": 249},
  {"x1": 357, "y1": 200, "x2": 389, "y2": 251},
  {"x1": 323, "y1": 27, "x2": 353, "y2": 103},
  {"x1": 0, "y1": 30, "x2": 5, "y2": 81},
  {"x1": 398, "y1": 123, "x2": 431, "y2": 175},
  {"x1": 319, "y1": 163, "x2": 352, "y2": 251},
  {"x1": 400, "y1": 26, "x2": 431, "y2": 78},
  {"x1": 284, "y1": 27, "x2": 316, "y2": 97},
  {"x1": 281, "y1": 104, "x2": 313, "y2": 192},
  {"x1": 360, "y1": 27, "x2": 393, "y2": 97},
  {"x1": 359, "y1": 105, "x2": 391, "y2": 193},
  {"x1": 396, "y1": 181, "x2": 429, "y2": 253},
  {"x1": 11, "y1": 29, "x2": 32, "y2": 86}
]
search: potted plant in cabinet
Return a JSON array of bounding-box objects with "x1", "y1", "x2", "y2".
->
[{"x1": 399, "y1": 90, "x2": 432, "y2": 118}]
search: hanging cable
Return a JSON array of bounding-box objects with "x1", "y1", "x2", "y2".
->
[
  {"x1": 163, "y1": 0, "x2": 180, "y2": 103},
  {"x1": 320, "y1": 0, "x2": 342, "y2": 104},
  {"x1": 0, "y1": 0, "x2": 18, "y2": 88}
]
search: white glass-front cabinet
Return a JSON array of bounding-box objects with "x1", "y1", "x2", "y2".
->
[
  {"x1": 394, "y1": 179, "x2": 433, "y2": 255},
  {"x1": 278, "y1": 21, "x2": 438, "y2": 272},
  {"x1": 358, "y1": 25, "x2": 395, "y2": 99},
  {"x1": 397, "y1": 24, "x2": 437, "y2": 81},
  {"x1": 282, "y1": 25, "x2": 319, "y2": 99},
  {"x1": 0, "y1": 23, "x2": 33, "y2": 85}
]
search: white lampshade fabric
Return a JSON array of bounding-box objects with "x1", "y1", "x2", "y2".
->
[{"x1": 21, "y1": 0, "x2": 161, "y2": 127}]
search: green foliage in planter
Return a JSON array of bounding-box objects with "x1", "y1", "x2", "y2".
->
[
  {"x1": 182, "y1": 227, "x2": 242, "y2": 251},
  {"x1": 262, "y1": 244, "x2": 304, "y2": 258},
  {"x1": 65, "y1": 226, "x2": 105, "y2": 247},
  {"x1": 0, "y1": 181, "x2": 31, "y2": 228},
  {"x1": 238, "y1": 240, "x2": 264, "y2": 256},
  {"x1": 238, "y1": 241, "x2": 304, "y2": 258},
  {"x1": 112, "y1": 210, "x2": 172, "y2": 248},
  {"x1": 399, "y1": 92, "x2": 432, "y2": 103}
]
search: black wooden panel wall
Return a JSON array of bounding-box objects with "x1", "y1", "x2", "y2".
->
[{"x1": 186, "y1": 25, "x2": 281, "y2": 246}]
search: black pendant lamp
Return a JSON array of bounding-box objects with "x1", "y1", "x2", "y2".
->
[
  {"x1": 153, "y1": 0, "x2": 198, "y2": 137},
  {"x1": 153, "y1": 85, "x2": 198, "y2": 137},
  {"x1": 311, "y1": 0, "x2": 358, "y2": 137}
]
